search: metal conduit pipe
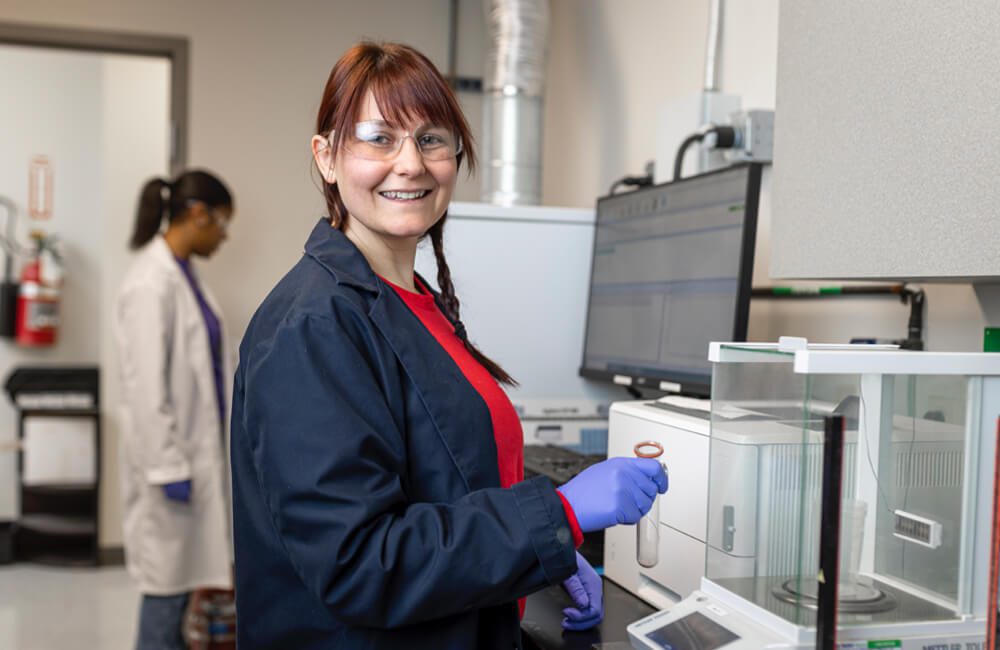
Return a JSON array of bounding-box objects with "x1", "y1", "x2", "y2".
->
[
  {"x1": 699, "y1": 0, "x2": 726, "y2": 171},
  {"x1": 481, "y1": 0, "x2": 549, "y2": 205},
  {"x1": 704, "y1": 0, "x2": 724, "y2": 93}
]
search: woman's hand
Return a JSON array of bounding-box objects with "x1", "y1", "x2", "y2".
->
[
  {"x1": 163, "y1": 480, "x2": 192, "y2": 503},
  {"x1": 560, "y1": 552, "x2": 603, "y2": 631},
  {"x1": 557, "y1": 457, "x2": 667, "y2": 532}
]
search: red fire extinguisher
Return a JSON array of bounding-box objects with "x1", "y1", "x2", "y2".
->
[{"x1": 15, "y1": 231, "x2": 61, "y2": 347}]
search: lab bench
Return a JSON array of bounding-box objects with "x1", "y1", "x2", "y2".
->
[{"x1": 521, "y1": 576, "x2": 654, "y2": 650}]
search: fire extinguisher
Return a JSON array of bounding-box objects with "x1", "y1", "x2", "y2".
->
[{"x1": 15, "y1": 231, "x2": 61, "y2": 347}]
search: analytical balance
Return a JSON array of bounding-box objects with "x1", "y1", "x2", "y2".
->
[{"x1": 627, "y1": 341, "x2": 1000, "y2": 649}]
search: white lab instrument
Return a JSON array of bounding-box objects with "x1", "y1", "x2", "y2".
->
[
  {"x1": 627, "y1": 342, "x2": 1000, "y2": 649},
  {"x1": 604, "y1": 400, "x2": 710, "y2": 609},
  {"x1": 414, "y1": 202, "x2": 621, "y2": 407},
  {"x1": 515, "y1": 397, "x2": 608, "y2": 453}
]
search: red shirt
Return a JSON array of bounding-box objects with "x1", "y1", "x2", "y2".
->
[
  {"x1": 384, "y1": 278, "x2": 583, "y2": 610},
  {"x1": 387, "y1": 278, "x2": 524, "y2": 488}
]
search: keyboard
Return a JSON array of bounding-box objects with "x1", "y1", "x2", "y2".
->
[{"x1": 523, "y1": 444, "x2": 605, "y2": 486}]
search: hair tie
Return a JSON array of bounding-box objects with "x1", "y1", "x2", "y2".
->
[{"x1": 160, "y1": 179, "x2": 172, "y2": 202}]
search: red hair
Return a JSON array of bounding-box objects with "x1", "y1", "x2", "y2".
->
[{"x1": 315, "y1": 41, "x2": 476, "y2": 228}]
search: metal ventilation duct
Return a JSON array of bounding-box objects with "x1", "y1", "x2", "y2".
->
[
  {"x1": 704, "y1": 0, "x2": 724, "y2": 92},
  {"x1": 481, "y1": 0, "x2": 549, "y2": 205}
]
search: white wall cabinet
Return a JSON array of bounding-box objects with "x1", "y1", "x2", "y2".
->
[{"x1": 771, "y1": 1, "x2": 1000, "y2": 281}]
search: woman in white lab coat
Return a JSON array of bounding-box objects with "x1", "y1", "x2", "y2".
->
[{"x1": 115, "y1": 170, "x2": 234, "y2": 650}]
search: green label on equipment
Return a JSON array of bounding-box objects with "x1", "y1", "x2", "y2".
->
[{"x1": 868, "y1": 641, "x2": 901, "y2": 649}]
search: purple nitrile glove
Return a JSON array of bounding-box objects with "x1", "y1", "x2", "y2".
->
[
  {"x1": 557, "y1": 457, "x2": 667, "y2": 532},
  {"x1": 163, "y1": 480, "x2": 192, "y2": 503},
  {"x1": 560, "y1": 551, "x2": 603, "y2": 631}
]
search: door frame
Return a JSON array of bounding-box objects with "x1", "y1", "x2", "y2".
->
[{"x1": 0, "y1": 21, "x2": 188, "y2": 173}]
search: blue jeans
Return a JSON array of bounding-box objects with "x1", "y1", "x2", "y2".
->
[{"x1": 136, "y1": 592, "x2": 190, "y2": 650}]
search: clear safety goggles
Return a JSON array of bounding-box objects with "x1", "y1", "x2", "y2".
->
[{"x1": 332, "y1": 120, "x2": 463, "y2": 162}]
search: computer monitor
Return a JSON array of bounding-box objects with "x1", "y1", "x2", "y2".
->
[{"x1": 579, "y1": 163, "x2": 762, "y2": 398}]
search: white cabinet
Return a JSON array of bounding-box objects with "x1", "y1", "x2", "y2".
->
[
  {"x1": 414, "y1": 202, "x2": 622, "y2": 405},
  {"x1": 771, "y1": 2, "x2": 1000, "y2": 280}
]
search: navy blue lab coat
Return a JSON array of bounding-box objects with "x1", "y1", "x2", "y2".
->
[{"x1": 230, "y1": 220, "x2": 577, "y2": 649}]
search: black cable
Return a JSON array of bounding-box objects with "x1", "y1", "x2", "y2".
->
[
  {"x1": 673, "y1": 126, "x2": 738, "y2": 181},
  {"x1": 751, "y1": 283, "x2": 926, "y2": 350},
  {"x1": 608, "y1": 174, "x2": 653, "y2": 196},
  {"x1": 673, "y1": 133, "x2": 705, "y2": 181},
  {"x1": 903, "y1": 288, "x2": 925, "y2": 350}
]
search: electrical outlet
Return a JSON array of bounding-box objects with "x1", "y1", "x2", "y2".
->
[{"x1": 726, "y1": 109, "x2": 774, "y2": 163}]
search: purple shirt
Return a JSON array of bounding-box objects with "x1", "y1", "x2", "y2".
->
[{"x1": 175, "y1": 257, "x2": 225, "y2": 425}]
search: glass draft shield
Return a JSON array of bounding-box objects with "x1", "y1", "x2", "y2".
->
[{"x1": 703, "y1": 342, "x2": 1000, "y2": 645}]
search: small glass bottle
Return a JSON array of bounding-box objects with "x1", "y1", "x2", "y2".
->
[{"x1": 634, "y1": 440, "x2": 665, "y2": 568}]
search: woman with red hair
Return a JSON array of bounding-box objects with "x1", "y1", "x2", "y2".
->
[{"x1": 229, "y1": 41, "x2": 666, "y2": 649}]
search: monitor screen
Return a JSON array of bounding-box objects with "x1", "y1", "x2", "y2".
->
[{"x1": 579, "y1": 163, "x2": 761, "y2": 397}]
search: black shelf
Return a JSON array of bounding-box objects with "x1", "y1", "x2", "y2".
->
[
  {"x1": 5, "y1": 366, "x2": 101, "y2": 566},
  {"x1": 22, "y1": 482, "x2": 96, "y2": 496},
  {"x1": 18, "y1": 408, "x2": 99, "y2": 418},
  {"x1": 14, "y1": 552, "x2": 98, "y2": 567},
  {"x1": 19, "y1": 514, "x2": 97, "y2": 536}
]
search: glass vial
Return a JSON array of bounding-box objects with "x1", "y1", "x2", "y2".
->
[{"x1": 634, "y1": 441, "x2": 665, "y2": 568}]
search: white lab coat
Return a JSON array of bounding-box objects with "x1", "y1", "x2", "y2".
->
[{"x1": 114, "y1": 236, "x2": 233, "y2": 595}]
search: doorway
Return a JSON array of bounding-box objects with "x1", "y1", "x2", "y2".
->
[{"x1": 0, "y1": 23, "x2": 189, "y2": 571}]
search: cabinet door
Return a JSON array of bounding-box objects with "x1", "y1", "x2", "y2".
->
[
  {"x1": 22, "y1": 416, "x2": 96, "y2": 485},
  {"x1": 640, "y1": 524, "x2": 706, "y2": 601}
]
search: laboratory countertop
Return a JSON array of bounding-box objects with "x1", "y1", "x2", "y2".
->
[{"x1": 521, "y1": 576, "x2": 654, "y2": 650}]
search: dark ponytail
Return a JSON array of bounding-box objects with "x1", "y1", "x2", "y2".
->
[
  {"x1": 130, "y1": 178, "x2": 170, "y2": 250},
  {"x1": 129, "y1": 169, "x2": 233, "y2": 250},
  {"x1": 427, "y1": 216, "x2": 517, "y2": 387}
]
